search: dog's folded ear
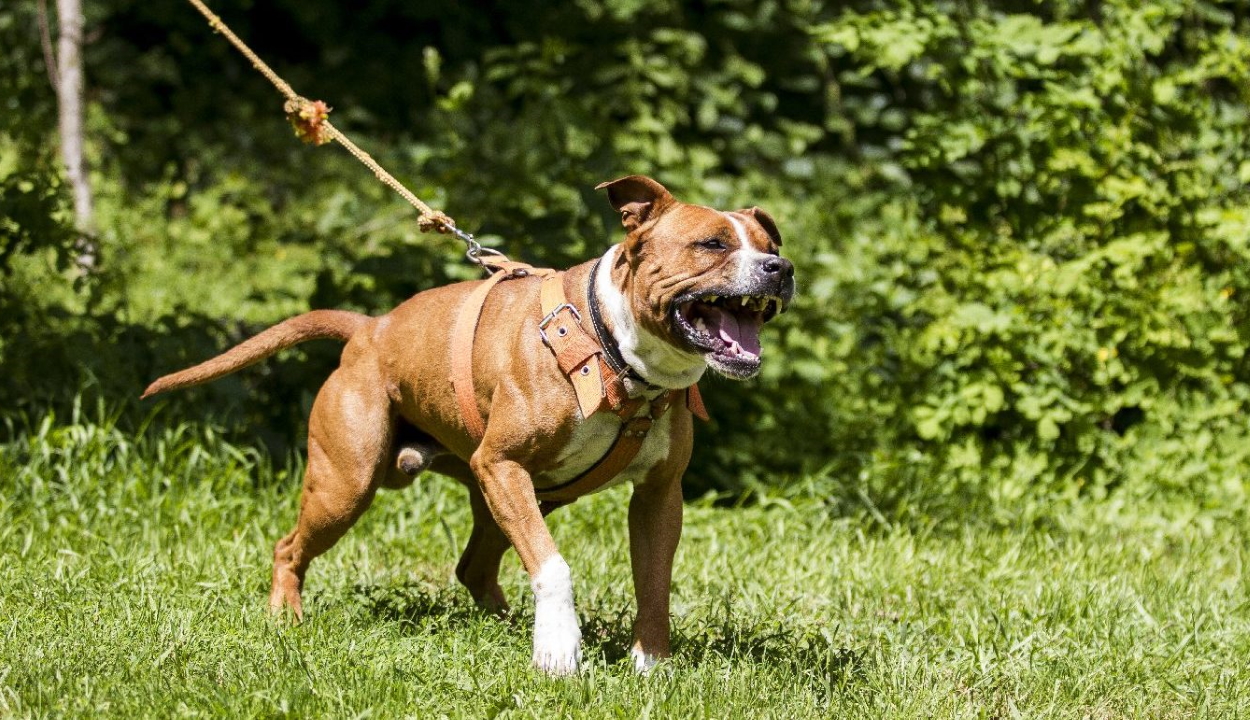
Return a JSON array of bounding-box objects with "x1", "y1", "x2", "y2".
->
[
  {"x1": 736, "y1": 206, "x2": 782, "y2": 246},
  {"x1": 596, "y1": 175, "x2": 674, "y2": 231}
]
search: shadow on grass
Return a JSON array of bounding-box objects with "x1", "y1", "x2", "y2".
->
[
  {"x1": 341, "y1": 582, "x2": 861, "y2": 691},
  {"x1": 683, "y1": 617, "x2": 860, "y2": 696},
  {"x1": 581, "y1": 602, "x2": 861, "y2": 692},
  {"x1": 343, "y1": 581, "x2": 487, "y2": 631}
]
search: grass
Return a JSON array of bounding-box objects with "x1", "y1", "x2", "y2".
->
[{"x1": 2, "y1": 414, "x2": 1249, "y2": 718}]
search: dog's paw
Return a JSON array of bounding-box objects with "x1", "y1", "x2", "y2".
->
[
  {"x1": 532, "y1": 622, "x2": 582, "y2": 676},
  {"x1": 630, "y1": 646, "x2": 661, "y2": 675},
  {"x1": 531, "y1": 556, "x2": 582, "y2": 676}
]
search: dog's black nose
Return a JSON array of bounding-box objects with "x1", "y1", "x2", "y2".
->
[{"x1": 760, "y1": 256, "x2": 794, "y2": 279}]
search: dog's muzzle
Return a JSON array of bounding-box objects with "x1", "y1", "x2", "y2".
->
[{"x1": 670, "y1": 257, "x2": 795, "y2": 380}]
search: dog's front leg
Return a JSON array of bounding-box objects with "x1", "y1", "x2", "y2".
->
[
  {"x1": 627, "y1": 467, "x2": 685, "y2": 674},
  {"x1": 470, "y1": 453, "x2": 582, "y2": 676}
]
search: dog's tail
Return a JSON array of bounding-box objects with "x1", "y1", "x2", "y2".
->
[{"x1": 141, "y1": 310, "x2": 370, "y2": 399}]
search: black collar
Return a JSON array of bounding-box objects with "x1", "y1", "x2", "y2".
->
[{"x1": 587, "y1": 256, "x2": 649, "y2": 387}]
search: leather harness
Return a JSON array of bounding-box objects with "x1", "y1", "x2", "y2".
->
[{"x1": 449, "y1": 259, "x2": 708, "y2": 509}]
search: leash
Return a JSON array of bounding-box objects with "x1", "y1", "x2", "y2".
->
[{"x1": 183, "y1": 0, "x2": 510, "y2": 273}]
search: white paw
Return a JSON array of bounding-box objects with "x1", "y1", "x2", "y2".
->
[
  {"x1": 531, "y1": 556, "x2": 582, "y2": 676},
  {"x1": 533, "y1": 620, "x2": 582, "y2": 676},
  {"x1": 630, "y1": 646, "x2": 660, "y2": 675}
]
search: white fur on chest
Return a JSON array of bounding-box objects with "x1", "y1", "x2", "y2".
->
[
  {"x1": 597, "y1": 246, "x2": 706, "y2": 390},
  {"x1": 541, "y1": 409, "x2": 674, "y2": 492}
]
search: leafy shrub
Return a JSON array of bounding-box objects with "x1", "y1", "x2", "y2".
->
[
  {"x1": 761, "y1": 0, "x2": 1250, "y2": 502},
  {"x1": 3, "y1": 0, "x2": 1249, "y2": 508}
]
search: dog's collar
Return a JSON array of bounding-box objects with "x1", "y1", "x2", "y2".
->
[{"x1": 586, "y1": 257, "x2": 653, "y2": 391}]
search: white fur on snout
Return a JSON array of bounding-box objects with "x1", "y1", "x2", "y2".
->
[
  {"x1": 725, "y1": 212, "x2": 775, "y2": 288},
  {"x1": 725, "y1": 212, "x2": 751, "y2": 245},
  {"x1": 598, "y1": 246, "x2": 706, "y2": 389},
  {"x1": 531, "y1": 555, "x2": 581, "y2": 676}
]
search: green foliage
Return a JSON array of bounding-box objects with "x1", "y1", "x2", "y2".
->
[
  {"x1": 3, "y1": 0, "x2": 1249, "y2": 505},
  {"x1": 0, "y1": 160, "x2": 76, "y2": 275},
  {"x1": 781, "y1": 0, "x2": 1250, "y2": 501},
  {"x1": 0, "y1": 6, "x2": 77, "y2": 274}
]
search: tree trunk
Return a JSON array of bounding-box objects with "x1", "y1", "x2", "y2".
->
[{"x1": 55, "y1": 0, "x2": 96, "y2": 269}]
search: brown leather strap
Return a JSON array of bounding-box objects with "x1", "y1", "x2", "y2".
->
[
  {"x1": 535, "y1": 389, "x2": 682, "y2": 502},
  {"x1": 686, "y1": 383, "x2": 709, "y2": 421},
  {"x1": 539, "y1": 272, "x2": 654, "y2": 422},
  {"x1": 450, "y1": 261, "x2": 553, "y2": 441},
  {"x1": 539, "y1": 417, "x2": 654, "y2": 502},
  {"x1": 539, "y1": 273, "x2": 608, "y2": 419}
]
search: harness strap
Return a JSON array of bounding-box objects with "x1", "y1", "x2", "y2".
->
[
  {"x1": 450, "y1": 260, "x2": 554, "y2": 441},
  {"x1": 539, "y1": 273, "x2": 708, "y2": 422},
  {"x1": 538, "y1": 274, "x2": 612, "y2": 419},
  {"x1": 535, "y1": 391, "x2": 680, "y2": 503},
  {"x1": 687, "y1": 382, "x2": 709, "y2": 421},
  {"x1": 531, "y1": 271, "x2": 702, "y2": 502}
]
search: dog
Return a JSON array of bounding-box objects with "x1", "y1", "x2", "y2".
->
[{"x1": 143, "y1": 175, "x2": 795, "y2": 675}]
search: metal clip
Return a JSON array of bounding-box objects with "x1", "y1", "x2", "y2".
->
[{"x1": 450, "y1": 225, "x2": 512, "y2": 276}]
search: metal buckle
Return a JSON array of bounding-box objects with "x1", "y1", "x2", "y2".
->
[{"x1": 539, "y1": 303, "x2": 581, "y2": 346}]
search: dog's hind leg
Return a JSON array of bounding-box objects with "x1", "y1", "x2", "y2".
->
[
  {"x1": 269, "y1": 366, "x2": 393, "y2": 619},
  {"x1": 455, "y1": 484, "x2": 513, "y2": 615}
]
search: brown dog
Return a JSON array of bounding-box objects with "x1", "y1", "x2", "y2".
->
[{"x1": 143, "y1": 175, "x2": 794, "y2": 675}]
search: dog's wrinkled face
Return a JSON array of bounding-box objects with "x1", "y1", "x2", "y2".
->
[{"x1": 597, "y1": 175, "x2": 795, "y2": 380}]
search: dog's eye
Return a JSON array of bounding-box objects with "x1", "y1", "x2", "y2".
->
[{"x1": 697, "y1": 238, "x2": 726, "y2": 251}]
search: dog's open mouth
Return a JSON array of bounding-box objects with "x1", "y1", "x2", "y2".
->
[{"x1": 673, "y1": 293, "x2": 784, "y2": 378}]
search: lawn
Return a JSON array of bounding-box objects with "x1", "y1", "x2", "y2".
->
[{"x1": 2, "y1": 415, "x2": 1247, "y2": 718}]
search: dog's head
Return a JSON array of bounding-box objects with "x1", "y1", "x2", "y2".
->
[{"x1": 597, "y1": 175, "x2": 794, "y2": 381}]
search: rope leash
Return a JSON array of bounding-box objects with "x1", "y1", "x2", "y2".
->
[{"x1": 184, "y1": 0, "x2": 507, "y2": 273}]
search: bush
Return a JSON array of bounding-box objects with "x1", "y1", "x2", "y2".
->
[
  {"x1": 753, "y1": 0, "x2": 1250, "y2": 502},
  {"x1": 3, "y1": 0, "x2": 1249, "y2": 507}
]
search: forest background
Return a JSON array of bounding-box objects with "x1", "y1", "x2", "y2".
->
[{"x1": 3, "y1": 0, "x2": 1250, "y2": 514}]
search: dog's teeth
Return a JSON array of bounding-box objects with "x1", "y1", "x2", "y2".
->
[{"x1": 694, "y1": 317, "x2": 707, "y2": 333}]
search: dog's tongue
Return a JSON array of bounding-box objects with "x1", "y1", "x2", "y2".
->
[{"x1": 705, "y1": 306, "x2": 762, "y2": 357}]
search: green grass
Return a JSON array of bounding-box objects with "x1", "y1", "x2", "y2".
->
[{"x1": 2, "y1": 415, "x2": 1248, "y2": 718}]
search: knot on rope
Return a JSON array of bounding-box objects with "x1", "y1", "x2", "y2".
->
[
  {"x1": 417, "y1": 210, "x2": 455, "y2": 234},
  {"x1": 185, "y1": 0, "x2": 502, "y2": 271},
  {"x1": 284, "y1": 98, "x2": 333, "y2": 146}
]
